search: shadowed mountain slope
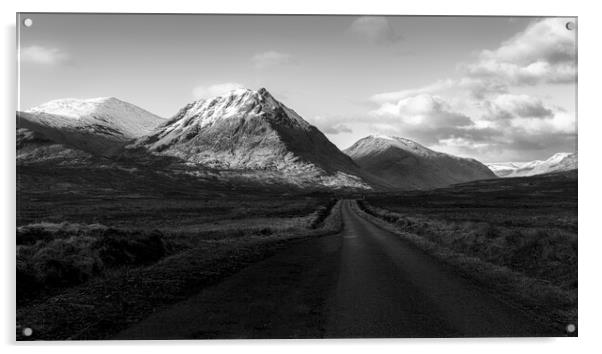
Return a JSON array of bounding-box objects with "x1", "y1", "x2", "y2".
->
[{"x1": 344, "y1": 135, "x2": 496, "y2": 190}]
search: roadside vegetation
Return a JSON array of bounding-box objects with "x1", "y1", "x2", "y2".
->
[
  {"x1": 356, "y1": 171, "x2": 577, "y2": 327},
  {"x1": 17, "y1": 225, "x2": 167, "y2": 305},
  {"x1": 16, "y1": 190, "x2": 341, "y2": 340}
]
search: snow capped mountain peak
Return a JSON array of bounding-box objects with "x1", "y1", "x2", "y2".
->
[
  {"x1": 29, "y1": 97, "x2": 129, "y2": 119},
  {"x1": 369, "y1": 134, "x2": 396, "y2": 141},
  {"x1": 192, "y1": 87, "x2": 277, "y2": 107},
  {"x1": 24, "y1": 97, "x2": 164, "y2": 138},
  {"x1": 162, "y1": 87, "x2": 310, "y2": 134},
  {"x1": 358, "y1": 135, "x2": 438, "y2": 157},
  {"x1": 133, "y1": 87, "x2": 375, "y2": 189},
  {"x1": 345, "y1": 135, "x2": 495, "y2": 189}
]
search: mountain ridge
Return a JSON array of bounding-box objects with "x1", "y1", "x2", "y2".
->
[
  {"x1": 486, "y1": 152, "x2": 577, "y2": 177},
  {"x1": 18, "y1": 89, "x2": 510, "y2": 191},
  {"x1": 344, "y1": 135, "x2": 496, "y2": 190},
  {"x1": 25, "y1": 97, "x2": 165, "y2": 139},
  {"x1": 18, "y1": 97, "x2": 165, "y2": 156}
]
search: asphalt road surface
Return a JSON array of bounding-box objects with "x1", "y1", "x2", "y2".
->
[{"x1": 115, "y1": 200, "x2": 560, "y2": 339}]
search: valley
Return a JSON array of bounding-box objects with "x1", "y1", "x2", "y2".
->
[
  {"x1": 17, "y1": 88, "x2": 503, "y2": 191},
  {"x1": 16, "y1": 172, "x2": 577, "y2": 339},
  {"x1": 16, "y1": 88, "x2": 578, "y2": 340}
]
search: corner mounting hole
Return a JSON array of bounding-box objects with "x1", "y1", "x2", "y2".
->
[
  {"x1": 23, "y1": 18, "x2": 33, "y2": 28},
  {"x1": 22, "y1": 327, "x2": 33, "y2": 336},
  {"x1": 566, "y1": 323, "x2": 576, "y2": 333},
  {"x1": 566, "y1": 21, "x2": 575, "y2": 31}
]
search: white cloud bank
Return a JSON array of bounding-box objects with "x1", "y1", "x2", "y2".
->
[
  {"x1": 466, "y1": 18, "x2": 576, "y2": 86},
  {"x1": 309, "y1": 116, "x2": 353, "y2": 135},
  {"x1": 20, "y1": 45, "x2": 70, "y2": 65},
  {"x1": 192, "y1": 82, "x2": 244, "y2": 99}
]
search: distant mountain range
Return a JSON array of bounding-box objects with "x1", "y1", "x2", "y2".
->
[
  {"x1": 16, "y1": 88, "x2": 577, "y2": 191},
  {"x1": 486, "y1": 152, "x2": 577, "y2": 177}
]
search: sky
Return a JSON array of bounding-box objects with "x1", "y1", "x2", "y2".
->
[{"x1": 18, "y1": 14, "x2": 577, "y2": 162}]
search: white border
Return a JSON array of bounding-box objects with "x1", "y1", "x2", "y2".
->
[{"x1": 2, "y1": 0, "x2": 599, "y2": 353}]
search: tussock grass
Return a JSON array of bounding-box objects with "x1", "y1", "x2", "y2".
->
[
  {"x1": 16, "y1": 199, "x2": 342, "y2": 340},
  {"x1": 17, "y1": 222, "x2": 108, "y2": 245},
  {"x1": 358, "y1": 204, "x2": 577, "y2": 290},
  {"x1": 17, "y1": 226, "x2": 169, "y2": 305},
  {"x1": 355, "y1": 200, "x2": 576, "y2": 326}
]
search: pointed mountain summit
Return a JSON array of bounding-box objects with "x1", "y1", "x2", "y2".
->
[
  {"x1": 136, "y1": 88, "x2": 371, "y2": 189},
  {"x1": 18, "y1": 97, "x2": 164, "y2": 156},
  {"x1": 344, "y1": 135, "x2": 495, "y2": 189}
]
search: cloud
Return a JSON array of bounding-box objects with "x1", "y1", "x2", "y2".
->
[
  {"x1": 322, "y1": 124, "x2": 353, "y2": 135},
  {"x1": 348, "y1": 16, "x2": 402, "y2": 45},
  {"x1": 20, "y1": 45, "x2": 70, "y2": 65},
  {"x1": 481, "y1": 18, "x2": 575, "y2": 65},
  {"x1": 459, "y1": 96, "x2": 574, "y2": 159},
  {"x1": 465, "y1": 60, "x2": 575, "y2": 86},
  {"x1": 371, "y1": 18, "x2": 576, "y2": 103},
  {"x1": 310, "y1": 116, "x2": 353, "y2": 135},
  {"x1": 369, "y1": 94, "x2": 492, "y2": 145},
  {"x1": 508, "y1": 110, "x2": 575, "y2": 135},
  {"x1": 192, "y1": 82, "x2": 244, "y2": 99},
  {"x1": 369, "y1": 91, "x2": 574, "y2": 159},
  {"x1": 371, "y1": 94, "x2": 471, "y2": 124},
  {"x1": 252, "y1": 51, "x2": 294, "y2": 69},
  {"x1": 433, "y1": 130, "x2": 576, "y2": 162},
  {"x1": 370, "y1": 80, "x2": 456, "y2": 103},
  {"x1": 465, "y1": 18, "x2": 576, "y2": 85},
  {"x1": 370, "y1": 78, "x2": 509, "y2": 104},
  {"x1": 364, "y1": 18, "x2": 577, "y2": 161},
  {"x1": 483, "y1": 94, "x2": 554, "y2": 120}
]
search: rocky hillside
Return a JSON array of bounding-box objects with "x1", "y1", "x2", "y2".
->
[{"x1": 134, "y1": 88, "x2": 371, "y2": 189}]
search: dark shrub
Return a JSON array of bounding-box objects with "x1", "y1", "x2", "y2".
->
[
  {"x1": 17, "y1": 227, "x2": 168, "y2": 302},
  {"x1": 310, "y1": 199, "x2": 338, "y2": 229},
  {"x1": 16, "y1": 261, "x2": 40, "y2": 305},
  {"x1": 96, "y1": 229, "x2": 166, "y2": 267},
  {"x1": 17, "y1": 227, "x2": 55, "y2": 245},
  {"x1": 29, "y1": 237, "x2": 102, "y2": 286},
  {"x1": 255, "y1": 228, "x2": 273, "y2": 236}
]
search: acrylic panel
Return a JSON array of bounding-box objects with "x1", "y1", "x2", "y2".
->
[{"x1": 16, "y1": 13, "x2": 577, "y2": 340}]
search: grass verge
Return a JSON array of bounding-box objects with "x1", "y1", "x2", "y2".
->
[
  {"x1": 16, "y1": 200, "x2": 342, "y2": 340},
  {"x1": 355, "y1": 200, "x2": 576, "y2": 330}
]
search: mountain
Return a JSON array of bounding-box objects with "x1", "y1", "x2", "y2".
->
[
  {"x1": 18, "y1": 97, "x2": 164, "y2": 156},
  {"x1": 344, "y1": 135, "x2": 496, "y2": 189},
  {"x1": 487, "y1": 152, "x2": 578, "y2": 177},
  {"x1": 134, "y1": 88, "x2": 371, "y2": 189}
]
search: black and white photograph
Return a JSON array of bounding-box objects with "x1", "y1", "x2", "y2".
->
[{"x1": 15, "y1": 13, "x2": 577, "y2": 340}]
